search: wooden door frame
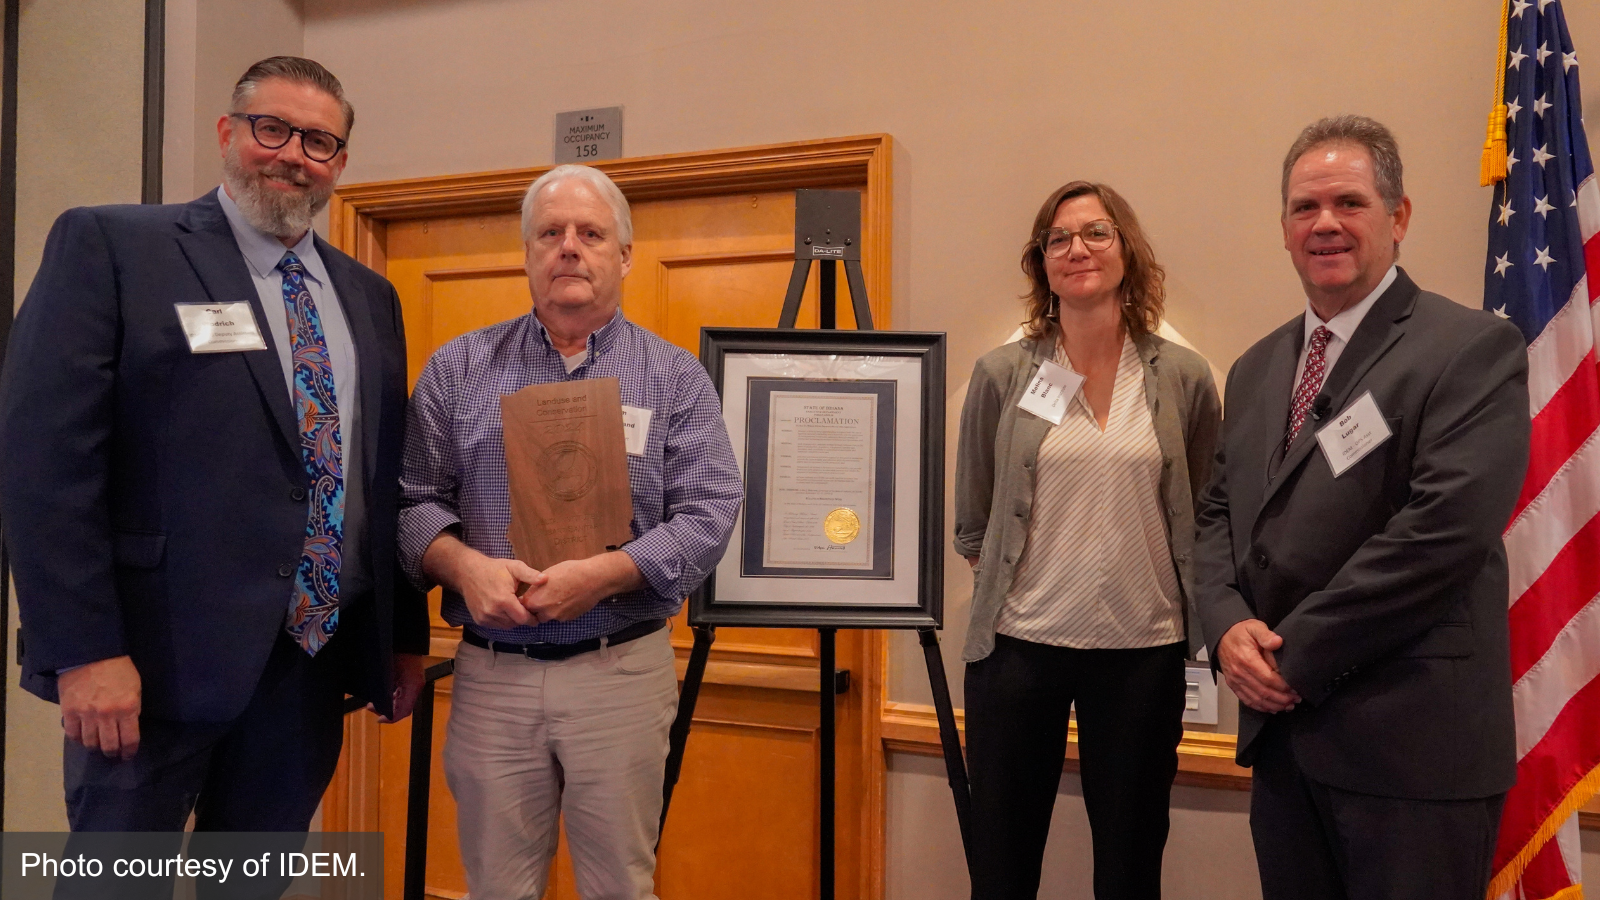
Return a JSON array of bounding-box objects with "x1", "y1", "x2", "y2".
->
[{"x1": 320, "y1": 134, "x2": 894, "y2": 900}]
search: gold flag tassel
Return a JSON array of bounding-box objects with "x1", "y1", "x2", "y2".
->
[
  {"x1": 1482, "y1": 0, "x2": 1512, "y2": 186},
  {"x1": 1482, "y1": 104, "x2": 1508, "y2": 186}
]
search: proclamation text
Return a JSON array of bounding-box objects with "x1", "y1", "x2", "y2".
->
[{"x1": 761, "y1": 391, "x2": 877, "y2": 570}]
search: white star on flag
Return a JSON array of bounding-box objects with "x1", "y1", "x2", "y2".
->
[
  {"x1": 1535, "y1": 195, "x2": 1556, "y2": 217},
  {"x1": 1512, "y1": 0, "x2": 1530, "y2": 17},
  {"x1": 1507, "y1": 148, "x2": 1520, "y2": 171},
  {"x1": 1499, "y1": 199, "x2": 1517, "y2": 225},
  {"x1": 1538, "y1": 0, "x2": 1555, "y2": 11},
  {"x1": 1538, "y1": 42, "x2": 1553, "y2": 65},
  {"x1": 1534, "y1": 246, "x2": 1556, "y2": 270},
  {"x1": 1495, "y1": 253, "x2": 1514, "y2": 276},
  {"x1": 1534, "y1": 144, "x2": 1555, "y2": 166},
  {"x1": 1565, "y1": 51, "x2": 1579, "y2": 73},
  {"x1": 1494, "y1": 305, "x2": 1511, "y2": 318},
  {"x1": 1535, "y1": 93, "x2": 1553, "y2": 116},
  {"x1": 1509, "y1": 47, "x2": 1529, "y2": 71},
  {"x1": 1508, "y1": 97, "x2": 1522, "y2": 121}
]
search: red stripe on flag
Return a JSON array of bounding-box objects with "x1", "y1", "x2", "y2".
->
[
  {"x1": 1513, "y1": 358, "x2": 1600, "y2": 518},
  {"x1": 1585, "y1": 237, "x2": 1598, "y2": 302},
  {"x1": 1519, "y1": 836, "x2": 1575, "y2": 900},
  {"x1": 1509, "y1": 512, "x2": 1600, "y2": 682},
  {"x1": 1494, "y1": 671, "x2": 1600, "y2": 871}
]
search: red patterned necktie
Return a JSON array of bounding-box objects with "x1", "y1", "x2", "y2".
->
[{"x1": 1286, "y1": 326, "x2": 1332, "y2": 450}]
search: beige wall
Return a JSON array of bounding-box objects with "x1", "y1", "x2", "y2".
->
[
  {"x1": 5, "y1": 0, "x2": 146, "y2": 831},
  {"x1": 298, "y1": 0, "x2": 1600, "y2": 891},
  {"x1": 162, "y1": 0, "x2": 303, "y2": 202}
]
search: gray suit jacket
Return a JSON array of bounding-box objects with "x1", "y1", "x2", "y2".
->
[{"x1": 1193, "y1": 268, "x2": 1530, "y2": 800}]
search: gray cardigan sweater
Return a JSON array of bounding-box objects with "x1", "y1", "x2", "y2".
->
[{"x1": 954, "y1": 331, "x2": 1222, "y2": 662}]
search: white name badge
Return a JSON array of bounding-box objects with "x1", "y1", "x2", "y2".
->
[
  {"x1": 621, "y1": 405, "x2": 653, "y2": 456},
  {"x1": 174, "y1": 302, "x2": 267, "y2": 353},
  {"x1": 1016, "y1": 359, "x2": 1084, "y2": 426},
  {"x1": 1315, "y1": 391, "x2": 1393, "y2": 477}
]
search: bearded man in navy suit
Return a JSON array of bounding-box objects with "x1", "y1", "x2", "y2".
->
[{"x1": 0, "y1": 56, "x2": 428, "y2": 831}]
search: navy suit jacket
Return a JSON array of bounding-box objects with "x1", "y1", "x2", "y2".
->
[
  {"x1": 0, "y1": 191, "x2": 430, "y2": 723},
  {"x1": 1193, "y1": 268, "x2": 1530, "y2": 800}
]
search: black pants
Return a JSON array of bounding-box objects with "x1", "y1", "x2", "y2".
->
[
  {"x1": 965, "y1": 635, "x2": 1186, "y2": 900},
  {"x1": 1250, "y1": 722, "x2": 1504, "y2": 900},
  {"x1": 64, "y1": 630, "x2": 348, "y2": 833}
]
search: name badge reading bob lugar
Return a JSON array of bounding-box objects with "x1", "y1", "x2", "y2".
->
[
  {"x1": 1315, "y1": 391, "x2": 1393, "y2": 477},
  {"x1": 174, "y1": 301, "x2": 268, "y2": 353}
]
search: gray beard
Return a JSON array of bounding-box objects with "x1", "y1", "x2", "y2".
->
[{"x1": 221, "y1": 147, "x2": 335, "y2": 239}]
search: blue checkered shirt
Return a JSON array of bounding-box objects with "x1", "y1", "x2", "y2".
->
[{"x1": 398, "y1": 309, "x2": 742, "y2": 643}]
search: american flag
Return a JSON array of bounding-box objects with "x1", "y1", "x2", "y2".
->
[{"x1": 1483, "y1": 1, "x2": 1600, "y2": 898}]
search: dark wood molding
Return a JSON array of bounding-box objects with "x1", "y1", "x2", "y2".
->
[{"x1": 141, "y1": 0, "x2": 164, "y2": 203}]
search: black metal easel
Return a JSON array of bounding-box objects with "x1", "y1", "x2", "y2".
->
[
  {"x1": 659, "y1": 190, "x2": 974, "y2": 898},
  {"x1": 344, "y1": 656, "x2": 455, "y2": 900}
]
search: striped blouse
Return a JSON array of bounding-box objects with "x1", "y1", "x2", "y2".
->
[{"x1": 994, "y1": 335, "x2": 1185, "y2": 649}]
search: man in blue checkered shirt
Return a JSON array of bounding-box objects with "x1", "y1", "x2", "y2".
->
[{"x1": 397, "y1": 164, "x2": 741, "y2": 900}]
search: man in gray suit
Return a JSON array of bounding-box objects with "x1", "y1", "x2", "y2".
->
[{"x1": 1194, "y1": 115, "x2": 1530, "y2": 900}]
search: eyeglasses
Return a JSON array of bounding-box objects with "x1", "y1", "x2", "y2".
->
[
  {"x1": 230, "y1": 113, "x2": 347, "y2": 162},
  {"x1": 1037, "y1": 220, "x2": 1119, "y2": 258}
]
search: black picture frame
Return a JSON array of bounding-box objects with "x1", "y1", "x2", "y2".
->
[{"x1": 693, "y1": 327, "x2": 946, "y2": 629}]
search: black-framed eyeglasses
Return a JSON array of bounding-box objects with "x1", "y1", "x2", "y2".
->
[
  {"x1": 230, "y1": 113, "x2": 346, "y2": 162},
  {"x1": 1038, "y1": 220, "x2": 1119, "y2": 258}
]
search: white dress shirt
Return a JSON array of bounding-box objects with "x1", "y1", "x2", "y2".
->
[{"x1": 1291, "y1": 264, "x2": 1398, "y2": 398}]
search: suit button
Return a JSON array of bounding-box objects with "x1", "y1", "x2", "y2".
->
[
  {"x1": 290, "y1": 487, "x2": 307, "y2": 502},
  {"x1": 277, "y1": 563, "x2": 295, "y2": 578},
  {"x1": 1255, "y1": 553, "x2": 1269, "y2": 569}
]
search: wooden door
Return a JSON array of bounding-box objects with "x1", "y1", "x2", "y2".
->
[{"x1": 321, "y1": 137, "x2": 893, "y2": 900}]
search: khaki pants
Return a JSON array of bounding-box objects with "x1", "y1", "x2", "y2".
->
[{"x1": 444, "y1": 627, "x2": 678, "y2": 900}]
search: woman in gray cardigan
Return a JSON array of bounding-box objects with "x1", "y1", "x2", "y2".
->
[{"x1": 954, "y1": 181, "x2": 1221, "y2": 900}]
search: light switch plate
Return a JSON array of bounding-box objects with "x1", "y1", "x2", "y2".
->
[{"x1": 1182, "y1": 665, "x2": 1219, "y2": 725}]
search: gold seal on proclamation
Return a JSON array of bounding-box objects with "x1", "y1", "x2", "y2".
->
[{"x1": 823, "y1": 507, "x2": 862, "y2": 545}]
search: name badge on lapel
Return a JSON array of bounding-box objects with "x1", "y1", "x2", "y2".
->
[
  {"x1": 174, "y1": 302, "x2": 267, "y2": 353},
  {"x1": 621, "y1": 405, "x2": 653, "y2": 456},
  {"x1": 1016, "y1": 359, "x2": 1084, "y2": 426},
  {"x1": 1315, "y1": 391, "x2": 1393, "y2": 477}
]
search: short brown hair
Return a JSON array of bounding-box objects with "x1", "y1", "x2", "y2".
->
[
  {"x1": 231, "y1": 56, "x2": 355, "y2": 136},
  {"x1": 1020, "y1": 181, "x2": 1165, "y2": 341},
  {"x1": 1281, "y1": 115, "x2": 1404, "y2": 213}
]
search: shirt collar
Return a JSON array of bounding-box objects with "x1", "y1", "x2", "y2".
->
[
  {"x1": 1304, "y1": 264, "x2": 1397, "y2": 347},
  {"x1": 215, "y1": 185, "x2": 331, "y2": 287},
  {"x1": 528, "y1": 306, "x2": 627, "y2": 362}
]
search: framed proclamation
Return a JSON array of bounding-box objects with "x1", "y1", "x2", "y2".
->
[{"x1": 693, "y1": 328, "x2": 946, "y2": 628}]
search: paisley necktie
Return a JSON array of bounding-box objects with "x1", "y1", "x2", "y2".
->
[{"x1": 278, "y1": 252, "x2": 343, "y2": 655}]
